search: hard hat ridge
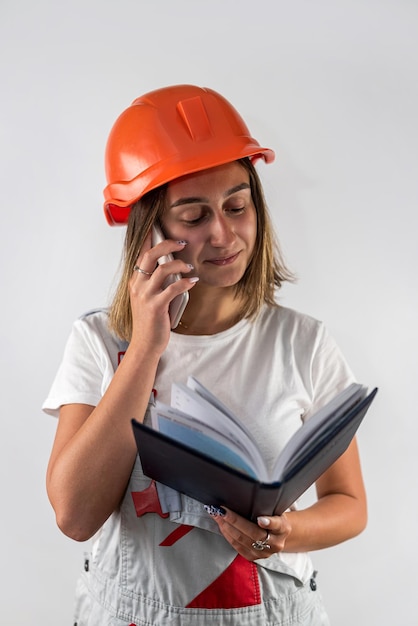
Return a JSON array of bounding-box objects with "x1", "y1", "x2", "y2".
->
[{"x1": 177, "y1": 95, "x2": 213, "y2": 141}]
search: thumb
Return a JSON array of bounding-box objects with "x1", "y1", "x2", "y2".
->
[{"x1": 257, "y1": 516, "x2": 271, "y2": 528}]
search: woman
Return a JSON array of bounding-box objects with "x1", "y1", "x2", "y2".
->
[{"x1": 44, "y1": 85, "x2": 367, "y2": 625}]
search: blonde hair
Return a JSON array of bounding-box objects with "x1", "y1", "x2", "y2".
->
[{"x1": 108, "y1": 159, "x2": 294, "y2": 341}]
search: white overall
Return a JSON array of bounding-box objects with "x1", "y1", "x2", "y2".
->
[{"x1": 73, "y1": 457, "x2": 329, "y2": 625}]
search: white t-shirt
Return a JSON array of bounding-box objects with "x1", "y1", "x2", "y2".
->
[
  {"x1": 44, "y1": 304, "x2": 354, "y2": 474},
  {"x1": 43, "y1": 304, "x2": 355, "y2": 619}
]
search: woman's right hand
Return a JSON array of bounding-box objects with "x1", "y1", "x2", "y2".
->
[
  {"x1": 47, "y1": 234, "x2": 197, "y2": 542},
  {"x1": 128, "y1": 231, "x2": 197, "y2": 353}
]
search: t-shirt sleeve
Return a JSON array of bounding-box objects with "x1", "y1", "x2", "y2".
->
[
  {"x1": 42, "y1": 317, "x2": 112, "y2": 417},
  {"x1": 302, "y1": 322, "x2": 356, "y2": 421}
]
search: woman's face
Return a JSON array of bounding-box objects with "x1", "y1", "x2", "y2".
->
[{"x1": 162, "y1": 161, "x2": 257, "y2": 290}]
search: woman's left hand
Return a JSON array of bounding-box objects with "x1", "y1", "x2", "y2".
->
[
  {"x1": 209, "y1": 507, "x2": 291, "y2": 560},
  {"x1": 207, "y1": 440, "x2": 367, "y2": 558}
]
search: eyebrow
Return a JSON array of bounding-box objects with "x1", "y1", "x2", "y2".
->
[{"x1": 169, "y1": 182, "x2": 251, "y2": 209}]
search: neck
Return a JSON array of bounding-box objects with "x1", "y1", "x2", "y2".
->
[{"x1": 173, "y1": 286, "x2": 244, "y2": 335}]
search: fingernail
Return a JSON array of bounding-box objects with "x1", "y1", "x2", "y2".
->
[
  {"x1": 189, "y1": 277, "x2": 199, "y2": 284},
  {"x1": 204, "y1": 504, "x2": 226, "y2": 517},
  {"x1": 257, "y1": 516, "x2": 270, "y2": 526},
  {"x1": 177, "y1": 240, "x2": 188, "y2": 245},
  {"x1": 186, "y1": 264, "x2": 194, "y2": 270}
]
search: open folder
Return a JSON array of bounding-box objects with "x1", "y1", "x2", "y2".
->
[{"x1": 132, "y1": 377, "x2": 377, "y2": 521}]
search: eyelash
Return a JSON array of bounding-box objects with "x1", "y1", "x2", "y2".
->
[{"x1": 182, "y1": 207, "x2": 245, "y2": 226}]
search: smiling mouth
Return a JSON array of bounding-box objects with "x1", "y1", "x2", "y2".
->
[{"x1": 206, "y1": 252, "x2": 240, "y2": 266}]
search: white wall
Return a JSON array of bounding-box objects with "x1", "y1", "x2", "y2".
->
[{"x1": 1, "y1": 0, "x2": 417, "y2": 623}]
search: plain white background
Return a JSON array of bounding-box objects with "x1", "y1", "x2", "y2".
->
[{"x1": 1, "y1": 0, "x2": 417, "y2": 623}]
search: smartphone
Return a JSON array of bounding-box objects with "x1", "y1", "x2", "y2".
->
[{"x1": 152, "y1": 224, "x2": 189, "y2": 329}]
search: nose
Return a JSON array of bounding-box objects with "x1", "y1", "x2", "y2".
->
[{"x1": 208, "y1": 214, "x2": 236, "y2": 247}]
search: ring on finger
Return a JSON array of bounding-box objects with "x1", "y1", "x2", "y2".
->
[
  {"x1": 134, "y1": 265, "x2": 154, "y2": 276},
  {"x1": 251, "y1": 531, "x2": 271, "y2": 551}
]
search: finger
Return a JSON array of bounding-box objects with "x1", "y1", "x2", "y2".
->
[
  {"x1": 133, "y1": 265, "x2": 154, "y2": 277},
  {"x1": 258, "y1": 513, "x2": 291, "y2": 535},
  {"x1": 257, "y1": 513, "x2": 291, "y2": 551},
  {"x1": 208, "y1": 507, "x2": 291, "y2": 558},
  {"x1": 134, "y1": 239, "x2": 189, "y2": 279},
  {"x1": 152, "y1": 236, "x2": 189, "y2": 258},
  {"x1": 209, "y1": 508, "x2": 267, "y2": 557}
]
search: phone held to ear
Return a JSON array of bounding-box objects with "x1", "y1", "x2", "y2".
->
[{"x1": 152, "y1": 224, "x2": 189, "y2": 329}]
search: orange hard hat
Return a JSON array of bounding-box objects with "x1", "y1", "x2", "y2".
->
[{"x1": 103, "y1": 84, "x2": 275, "y2": 225}]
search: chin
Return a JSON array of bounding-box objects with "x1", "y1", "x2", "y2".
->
[
  {"x1": 200, "y1": 264, "x2": 247, "y2": 287},
  {"x1": 200, "y1": 276, "x2": 243, "y2": 290}
]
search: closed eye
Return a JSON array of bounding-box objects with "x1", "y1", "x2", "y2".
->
[{"x1": 182, "y1": 213, "x2": 208, "y2": 226}]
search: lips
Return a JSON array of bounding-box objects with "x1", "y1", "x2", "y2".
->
[{"x1": 205, "y1": 252, "x2": 241, "y2": 266}]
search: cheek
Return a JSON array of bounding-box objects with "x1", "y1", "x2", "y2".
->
[
  {"x1": 160, "y1": 217, "x2": 178, "y2": 240},
  {"x1": 163, "y1": 225, "x2": 202, "y2": 264},
  {"x1": 175, "y1": 234, "x2": 202, "y2": 265},
  {"x1": 162, "y1": 218, "x2": 202, "y2": 252},
  {"x1": 161, "y1": 216, "x2": 195, "y2": 242}
]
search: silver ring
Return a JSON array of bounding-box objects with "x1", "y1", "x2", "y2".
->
[
  {"x1": 134, "y1": 265, "x2": 153, "y2": 276},
  {"x1": 251, "y1": 531, "x2": 271, "y2": 551}
]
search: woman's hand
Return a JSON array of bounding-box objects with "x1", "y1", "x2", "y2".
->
[
  {"x1": 208, "y1": 507, "x2": 292, "y2": 561},
  {"x1": 47, "y1": 233, "x2": 199, "y2": 542},
  {"x1": 129, "y1": 231, "x2": 198, "y2": 350},
  {"x1": 207, "y1": 439, "x2": 367, "y2": 559}
]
